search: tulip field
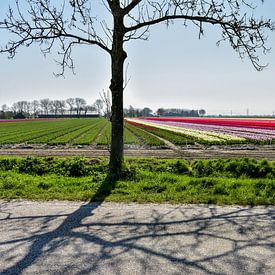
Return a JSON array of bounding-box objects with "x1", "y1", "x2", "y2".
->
[
  {"x1": 125, "y1": 117, "x2": 275, "y2": 145},
  {"x1": 0, "y1": 117, "x2": 274, "y2": 147}
]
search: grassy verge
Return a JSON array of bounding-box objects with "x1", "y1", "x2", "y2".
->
[{"x1": 0, "y1": 157, "x2": 274, "y2": 205}]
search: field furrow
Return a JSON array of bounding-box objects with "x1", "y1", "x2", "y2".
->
[
  {"x1": 125, "y1": 123, "x2": 165, "y2": 146},
  {"x1": 96, "y1": 122, "x2": 140, "y2": 145},
  {"x1": 72, "y1": 120, "x2": 108, "y2": 145}
]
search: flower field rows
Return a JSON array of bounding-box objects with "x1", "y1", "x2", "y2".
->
[
  {"x1": 0, "y1": 117, "x2": 274, "y2": 146},
  {"x1": 125, "y1": 117, "x2": 275, "y2": 145},
  {"x1": 146, "y1": 117, "x2": 275, "y2": 129},
  {"x1": 143, "y1": 120, "x2": 275, "y2": 142}
]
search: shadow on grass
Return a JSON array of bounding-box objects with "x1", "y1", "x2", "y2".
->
[
  {"x1": 0, "y1": 177, "x2": 274, "y2": 274},
  {"x1": 89, "y1": 175, "x2": 117, "y2": 203}
]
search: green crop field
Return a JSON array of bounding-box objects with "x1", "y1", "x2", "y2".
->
[
  {"x1": 2, "y1": 118, "x2": 273, "y2": 147},
  {"x1": 0, "y1": 118, "x2": 164, "y2": 146},
  {"x1": 0, "y1": 119, "x2": 107, "y2": 145}
]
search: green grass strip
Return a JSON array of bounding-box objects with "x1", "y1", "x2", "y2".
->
[
  {"x1": 0, "y1": 156, "x2": 274, "y2": 205},
  {"x1": 0, "y1": 170, "x2": 274, "y2": 205}
]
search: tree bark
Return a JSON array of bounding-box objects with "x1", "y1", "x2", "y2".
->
[{"x1": 109, "y1": 14, "x2": 126, "y2": 178}]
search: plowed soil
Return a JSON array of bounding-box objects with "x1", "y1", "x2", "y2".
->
[{"x1": 0, "y1": 144, "x2": 275, "y2": 160}]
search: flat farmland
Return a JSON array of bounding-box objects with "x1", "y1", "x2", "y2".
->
[
  {"x1": 0, "y1": 118, "x2": 163, "y2": 147},
  {"x1": 0, "y1": 117, "x2": 275, "y2": 160},
  {"x1": 126, "y1": 117, "x2": 275, "y2": 145},
  {"x1": 0, "y1": 118, "x2": 107, "y2": 145}
]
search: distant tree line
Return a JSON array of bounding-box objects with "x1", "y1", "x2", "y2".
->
[
  {"x1": 124, "y1": 106, "x2": 206, "y2": 118},
  {"x1": 124, "y1": 106, "x2": 154, "y2": 117},
  {"x1": 1, "y1": 99, "x2": 206, "y2": 120},
  {"x1": 156, "y1": 108, "x2": 206, "y2": 117},
  {"x1": 0, "y1": 98, "x2": 106, "y2": 119}
]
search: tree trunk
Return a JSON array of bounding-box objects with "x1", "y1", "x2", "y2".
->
[
  {"x1": 109, "y1": 14, "x2": 126, "y2": 179},
  {"x1": 109, "y1": 80, "x2": 124, "y2": 177}
]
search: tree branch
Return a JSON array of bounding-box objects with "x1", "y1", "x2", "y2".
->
[
  {"x1": 123, "y1": 0, "x2": 142, "y2": 15},
  {"x1": 123, "y1": 0, "x2": 274, "y2": 71},
  {"x1": 0, "y1": 0, "x2": 112, "y2": 76}
]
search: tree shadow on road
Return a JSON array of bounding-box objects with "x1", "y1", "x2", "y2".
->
[
  {"x1": 0, "y1": 175, "x2": 116, "y2": 274},
  {"x1": 0, "y1": 182, "x2": 274, "y2": 274}
]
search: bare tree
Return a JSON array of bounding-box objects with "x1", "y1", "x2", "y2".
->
[
  {"x1": 30, "y1": 100, "x2": 40, "y2": 117},
  {"x1": 11, "y1": 103, "x2": 18, "y2": 115},
  {"x1": 83, "y1": 104, "x2": 94, "y2": 116},
  {"x1": 50, "y1": 100, "x2": 67, "y2": 115},
  {"x1": 51, "y1": 100, "x2": 62, "y2": 116},
  {"x1": 94, "y1": 99, "x2": 104, "y2": 117},
  {"x1": 26, "y1": 102, "x2": 32, "y2": 118},
  {"x1": 88, "y1": 105, "x2": 96, "y2": 114},
  {"x1": 40, "y1": 98, "x2": 51, "y2": 115},
  {"x1": 59, "y1": 100, "x2": 67, "y2": 115},
  {"x1": 75, "y1": 97, "x2": 87, "y2": 116},
  {"x1": 1, "y1": 104, "x2": 8, "y2": 113},
  {"x1": 17, "y1": 101, "x2": 29, "y2": 115},
  {"x1": 10, "y1": 101, "x2": 28, "y2": 118},
  {"x1": 66, "y1": 98, "x2": 75, "y2": 115},
  {"x1": 100, "y1": 90, "x2": 112, "y2": 120},
  {"x1": 0, "y1": 0, "x2": 273, "y2": 178}
]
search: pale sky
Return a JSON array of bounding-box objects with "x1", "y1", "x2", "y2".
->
[{"x1": 0, "y1": 1, "x2": 274, "y2": 116}]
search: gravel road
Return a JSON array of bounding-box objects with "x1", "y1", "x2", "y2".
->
[{"x1": 0, "y1": 200, "x2": 274, "y2": 274}]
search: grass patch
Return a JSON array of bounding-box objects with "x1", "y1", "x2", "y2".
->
[
  {"x1": 0, "y1": 156, "x2": 274, "y2": 205},
  {"x1": 109, "y1": 172, "x2": 275, "y2": 205},
  {"x1": 0, "y1": 171, "x2": 101, "y2": 201}
]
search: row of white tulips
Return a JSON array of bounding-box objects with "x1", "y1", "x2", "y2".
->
[{"x1": 126, "y1": 118, "x2": 245, "y2": 142}]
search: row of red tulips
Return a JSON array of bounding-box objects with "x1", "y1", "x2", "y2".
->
[{"x1": 145, "y1": 117, "x2": 275, "y2": 129}]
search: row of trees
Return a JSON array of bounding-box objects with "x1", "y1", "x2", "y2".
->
[
  {"x1": 124, "y1": 107, "x2": 206, "y2": 117},
  {"x1": 124, "y1": 106, "x2": 153, "y2": 117},
  {"x1": 156, "y1": 108, "x2": 206, "y2": 117},
  {"x1": 0, "y1": 98, "x2": 105, "y2": 119},
  {"x1": 1, "y1": 101, "x2": 206, "y2": 119}
]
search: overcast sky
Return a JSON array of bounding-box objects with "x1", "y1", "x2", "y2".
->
[{"x1": 0, "y1": 1, "x2": 274, "y2": 116}]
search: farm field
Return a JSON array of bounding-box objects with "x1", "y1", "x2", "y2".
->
[
  {"x1": 0, "y1": 118, "x2": 106, "y2": 145},
  {"x1": 0, "y1": 118, "x2": 162, "y2": 147},
  {"x1": 0, "y1": 118, "x2": 275, "y2": 161},
  {"x1": 125, "y1": 117, "x2": 275, "y2": 145},
  {"x1": 0, "y1": 118, "x2": 274, "y2": 204}
]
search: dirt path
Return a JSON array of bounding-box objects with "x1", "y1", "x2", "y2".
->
[{"x1": 0, "y1": 144, "x2": 275, "y2": 159}]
